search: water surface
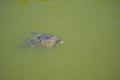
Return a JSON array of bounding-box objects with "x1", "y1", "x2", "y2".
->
[{"x1": 0, "y1": 0, "x2": 120, "y2": 80}]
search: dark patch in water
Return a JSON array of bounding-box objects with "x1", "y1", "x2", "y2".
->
[{"x1": 21, "y1": 0, "x2": 29, "y2": 3}]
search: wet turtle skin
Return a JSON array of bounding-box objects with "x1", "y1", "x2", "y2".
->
[{"x1": 28, "y1": 32, "x2": 64, "y2": 48}]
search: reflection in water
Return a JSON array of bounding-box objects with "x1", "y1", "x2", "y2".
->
[
  {"x1": 21, "y1": 0, "x2": 29, "y2": 3},
  {"x1": 38, "y1": 0, "x2": 47, "y2": 2},
  {"x1": 27, "y1": 22, "x2": 41, "y2": 26}
]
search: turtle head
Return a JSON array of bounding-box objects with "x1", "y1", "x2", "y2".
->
[{"x1": 56, "y1": 39, "x2": 64, "y2": 44}]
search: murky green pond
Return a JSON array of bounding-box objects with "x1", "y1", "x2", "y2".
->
[{"x1": 0, "y1": 0, "x2": 120, "y2": 80}]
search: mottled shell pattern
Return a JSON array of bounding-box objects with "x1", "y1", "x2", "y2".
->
[{"x1": 28, "y1": 32, "x2": 64, "y2": 48}]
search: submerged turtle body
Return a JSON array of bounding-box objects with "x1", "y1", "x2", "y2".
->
[{"x1": 28, "y1": 32, "x2": 63, "y2": 48}]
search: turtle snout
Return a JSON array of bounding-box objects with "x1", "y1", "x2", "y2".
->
[{"x1": 56, "y1": 39, "x2": 64, "y2": 44}]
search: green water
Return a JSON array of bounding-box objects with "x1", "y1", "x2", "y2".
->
[{"x1": 0, "y1": 0, "x2": 120, "y2": 80}]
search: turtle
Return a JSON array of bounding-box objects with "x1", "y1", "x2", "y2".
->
[{"x1": 27, "y1": 32, "x2": 64, "y2": 48}]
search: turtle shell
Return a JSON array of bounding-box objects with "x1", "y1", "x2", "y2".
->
[{"x1": 28, "y1": 33, "x2": 63, "y2": 48}]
